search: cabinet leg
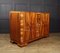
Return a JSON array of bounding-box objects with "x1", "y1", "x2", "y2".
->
[
  {"x1": 17, "y1": 43, "x2": 28, "y2": 47},
  {"x1": 10, "y1": 40, "x2": 15, "y2": 44}
]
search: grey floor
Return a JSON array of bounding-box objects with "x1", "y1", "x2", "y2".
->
[{"x1": 0, "y1": 33, "x2": 60, "y2": 53}]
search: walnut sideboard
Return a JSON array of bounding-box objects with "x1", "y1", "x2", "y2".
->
[{"x1": 9, "y1": 11, "x2": 50, "y2": 47}]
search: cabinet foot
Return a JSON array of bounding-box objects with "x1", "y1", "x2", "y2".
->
[
  {"x1": 17, "y1": 43, "x2": 28, "y2": 47},
  {"x1": 10, "y1": 40, "x2": 15, "y2": 44}
]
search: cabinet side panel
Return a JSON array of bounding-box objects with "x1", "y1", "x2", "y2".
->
[{"x1": 10, "y1": 12, "x2": 18, "y2": 42}]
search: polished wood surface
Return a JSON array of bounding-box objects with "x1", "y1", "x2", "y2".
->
[{"x1": 10, "y1": 11, "x2": 50, "y2": 47}]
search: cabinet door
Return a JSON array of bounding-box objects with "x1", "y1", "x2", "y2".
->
[
  {"x1": 44, "y1": 13, "x2": 49, "y2": 35},
  {"x1": 30, "y1": 12, "x2": 36, "y2": 40},
  {"x1": 41, "y1": 13, "x2": 49, "y2": 36},
  {"x1": 35, "y1": 13, "x2": 42, "y2": 38},
  {"x1": 25, "y1": 12, "x2": 31, "y2": 42}
]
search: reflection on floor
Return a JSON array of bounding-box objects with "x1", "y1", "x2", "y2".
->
[{"x1": 0, "y1": 33, "x2": 60, "y2": 53}]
